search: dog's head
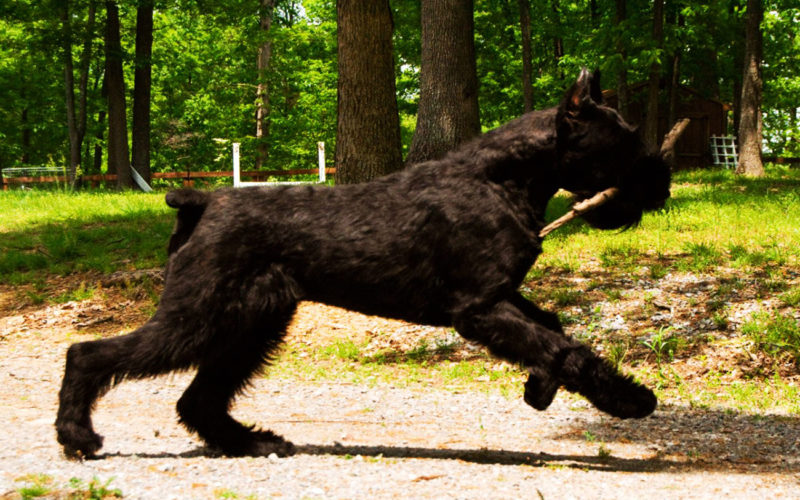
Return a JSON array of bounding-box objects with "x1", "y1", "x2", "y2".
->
[{"x1": 555, "y1": 68, "x2": 671, "y2": 230}]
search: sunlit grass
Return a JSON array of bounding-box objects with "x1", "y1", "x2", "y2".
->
[
  {"x1": 537, "y1": 166, "x2": 800, "y2": 272},
  {"x1": 0, "y1": 190, "x2": 173, "y2": 282}
]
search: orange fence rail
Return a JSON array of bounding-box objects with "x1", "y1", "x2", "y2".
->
[{"x1": 1, "y1": 168, "x2": 337, "y2": 190}]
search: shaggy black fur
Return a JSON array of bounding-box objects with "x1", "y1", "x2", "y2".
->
[{"x1": 56, "y1": 69, "x2": 669, "y2": 459}]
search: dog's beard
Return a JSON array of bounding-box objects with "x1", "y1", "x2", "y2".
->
[{"x1": 576, "y1": 154, "x2": 671, "y2": 230}]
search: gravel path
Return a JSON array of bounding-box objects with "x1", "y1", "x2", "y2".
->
[{"x1": 2, "y1": 328, "x2": 799, "y2": 500}]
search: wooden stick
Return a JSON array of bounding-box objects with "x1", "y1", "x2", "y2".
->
[
  {"x1": 539, "y1": 119, "x2": 689, "y2": 238},
  {"x1": 539, "y1": 187, "x2": 619, "y2": 238}
]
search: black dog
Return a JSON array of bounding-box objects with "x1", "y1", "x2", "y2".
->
[{"x1": 56, "y1": 69, "x2": 670, "y2": 459}]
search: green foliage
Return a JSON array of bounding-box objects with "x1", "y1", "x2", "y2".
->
[
  {"x1": 742, "y1": 311, "x2": 800, "y2": 367},
  {"x1": 1, "y1": 0, "x2": 797, "y2": 176},
  {"x1": 641, "y1": 327, "x2": 682, "y2": 367}
]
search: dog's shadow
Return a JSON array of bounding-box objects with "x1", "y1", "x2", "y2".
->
[{"x1": 98, "y1": 443, "x2": 673, "y2": 473}]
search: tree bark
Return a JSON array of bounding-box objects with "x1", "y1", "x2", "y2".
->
[
  {"x1": 105, "y1": 1, "x2": 132, "y2": 188},
  {"x1": 667, "y1": 11, "x2": 684, "y2": 129},
  {"x1": 518, "y1": 0, "x2": 534, "y2": 113},
  {"x1": 643, "y1": 0, "x2": 664, "y2": 150},
  {"x1": 62, "y1": 0, "x2": 80, "y2": 185},
  {"x1": 335, "y1": 0, "x2": 403, "y2": 183},
  {"x1": 255, "y1": 0, "x2": 275, "y2": 169},
  {"x1": 736, "y1": 0, "x2": 764, "y2": 177},
  {"x1": 551, "y1": 0, "x2": 564, "y2": 80},
  {"x1": 132, "y1": 0, "x2": 153, "y2": 185},
  {"x1": 614, "y1": 0, "x2": 630, "y2": 121},
  {"x1": 405, "y1": 0, "x2": 480, "y2": 165}
]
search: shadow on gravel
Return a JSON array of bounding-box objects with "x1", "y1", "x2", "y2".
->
[
  {"x1": 94, "y1": 407, "x2": 799, "y2": 475},
  {"x1": 295, "y1": 443, "x2": 673, "y2": 473},
  {"x1": 98, "y1": 444, "x2": 675, "y2": 473},
  {"x1": 575, "y1": 405, "x2": 800, "y2": 474}
]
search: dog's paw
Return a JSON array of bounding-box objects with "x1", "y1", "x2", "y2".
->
[
  {"x1": 56, "y1": 421, "x2": 104, "y2": 460},
  {"x1": 559, "y1": 348, "x2": 657, "y2": 419},
  {"x1": 523, "y1": 371, "x2": 560, "y2": 411},
  {"x1": 584, "y1": 373, "x2": 657, "y2": 419}
]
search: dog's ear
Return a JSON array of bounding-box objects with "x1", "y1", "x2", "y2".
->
[
  {"x1": 560, "y1": 68, "x2": 602, "y2": 118},
  {"x1": 590, "y1": 68, "x2": 603, "y2": 104}
]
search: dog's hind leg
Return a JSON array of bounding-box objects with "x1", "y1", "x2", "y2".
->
[
  {"x1": 453, "y1": 298, "x2": 656, "y2": 419},
  {"x1": 56, "y1": 314, "x2": 199, "y2": 458},
  {"x1": 175, "y1": 268, "x2": 298, "y2": 457}
]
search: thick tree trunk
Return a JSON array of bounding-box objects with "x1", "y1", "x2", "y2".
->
[
  {"x1": 132, "y1": 0, "x2": 153, "y2": 185},
  {"x1": 643, "y1": 0, "x2": 664, "y2": 150},
  {"x1": 614, "y1": 0, "x2": 630, "y2": 121},
  {"x1": 62, "y1": 0, "x2": 80, "y2": 185},
  {"x1": 405, "y1": 0, "x2": 480, "y2": 165},
  {"x1": 518, "y1": 0, "x2": 534, "y2": 113},
  {"x1": 255, "y1": 0, "x2": 275, "y2": 169},
  {"x1": 105, "y1": 1, "x2": 132, "y2": 188},
  {"x1": 335, "y1": 0, "x2": 403, "y2": 184},
  {"x1": 736, "y1": 0, "x2": 764, "y2": 177}
]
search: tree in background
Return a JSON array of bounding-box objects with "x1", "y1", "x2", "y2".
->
[
  {"x1": 132, "y1": 0, "x2": 154, "y2": 184},
  {"x1": 405, "y1": 0, "x2": 480, "y2": 165},
  {"x1": 335, "y1": 0, "x2": 403, "y2": 183},
  {"x1": 104, "y1": 0, "x2": 133, "y2": 188},
  {"x1": 255, "y1": 0, "x2": 275, "y2": 169},
  {"x1": 518, "y1": 0, "x2": 533, "y2": 113},
  {"x1": 2, "y1": 0, "x2": 799, "y2": 184},
  {"x1": 613, "y1": 0, "x2": 630, "y2": 122},
  {"x1": 61, "y1": 0, "x2": 96, "y2": 186},
  {"x1": 643, "y1": 0, "x2": 664, "y2": 150},
  {"x1": 737, "y1": 0, "x2": 765, "y2": 177}
]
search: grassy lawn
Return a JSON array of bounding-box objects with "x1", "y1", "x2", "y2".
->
[{"x1": 1, "y1": 165, "x2": 799, "y2": 414}]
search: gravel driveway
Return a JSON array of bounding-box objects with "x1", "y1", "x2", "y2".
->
[{"x1": 2, "y1": 295, "x2": 800, "y2": 499}]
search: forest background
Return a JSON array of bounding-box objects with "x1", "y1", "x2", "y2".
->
[{"x1": 0, "y1": 0, "x2": 798, "y2": 188}]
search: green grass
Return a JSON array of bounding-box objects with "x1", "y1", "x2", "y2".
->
[
  {"x1": 538, "y1": 166, "x2": 800, "y2": 272},
  {"x1": 13, "y1": 475, "x2": 122, "y2": 500},
  {"x1": 741, "y1": 311, "x2": 800, "y2": 367},
  {"x1": 0, "y1": 189, "x2": 173, "y2": 284}
]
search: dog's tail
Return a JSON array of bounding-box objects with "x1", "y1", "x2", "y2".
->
[{"x1": 165, "y1": 189, "x2": 210, "y2": 255}]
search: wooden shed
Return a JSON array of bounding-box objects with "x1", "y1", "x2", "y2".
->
[{"x1": 602, "y1": 82, "x2": 731, "y2": 168}]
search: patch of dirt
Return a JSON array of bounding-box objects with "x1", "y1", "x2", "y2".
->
[{"x1": 1, "y1": 268, "x2": 800, "y2": 498}]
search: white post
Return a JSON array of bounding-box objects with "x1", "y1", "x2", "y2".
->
[
  {"x1": 232, "y1": 142, "x2": 241, "y2": 187},
  {"x1": 317, "y1": 141, "x2": 326, "y2": 183}
]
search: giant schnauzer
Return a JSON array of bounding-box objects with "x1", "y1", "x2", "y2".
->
[{"x1": 56, "y1": 69, "x2": 671, "y2": 458}]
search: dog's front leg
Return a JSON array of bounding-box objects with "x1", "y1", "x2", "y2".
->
[{"x1": 453, "y1": 299, "x2": 656, "y2": 419}]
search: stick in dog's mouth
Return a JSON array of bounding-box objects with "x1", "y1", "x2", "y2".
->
[{"x1": 538, "y1": 187, "x2": 620, "y2": 238}]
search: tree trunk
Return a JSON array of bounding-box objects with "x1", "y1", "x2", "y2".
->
[
  {"x1": 335, "y1": 0, "x2": 403, "y2": 183},
  {"x1": 105, "y1": 1, "x2": 132, "y2": 188},
  {"x1": 255, "y1": 0, "x2": 275, "y2": 169},
  {"x1": 614, "y1": 0, "x2": 630, "y2": 121},
  {"x1": 405, "y1": 0, "x2": 480, "y2": 165},
  {"x1": 551, "y1": 0, "x2": 564, "y2": 80},
  {"x1": 61, "y1": 0, "x2": 80, "y2": 185},
  {"x1": 736, "y1": 0, "x2": 764, "y2": 177},
  {"x1": 643, "y1": 0, "x2": 664, "y2": 150},
  {"x1": 518, "y1": 0, "x2": 533, "y2": 113},
  {"x1": 21, "y1": 104, "x2": 30, "y2": 164},
  {"x1": 667, "y1": 52, "x2": 680, "y2": 128},
  {"x1": 667, "y1": 11, "x2": 684, "y2": 129},
  {"x1": 78, "y1": 1, "x2": 96, "y2": 177},
  {"x1": 132, "y1": 0, "x2": 153, "y2": 185},
  {"x1": 589, "y1": 0, "x2": 599, "y2": 27}
]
